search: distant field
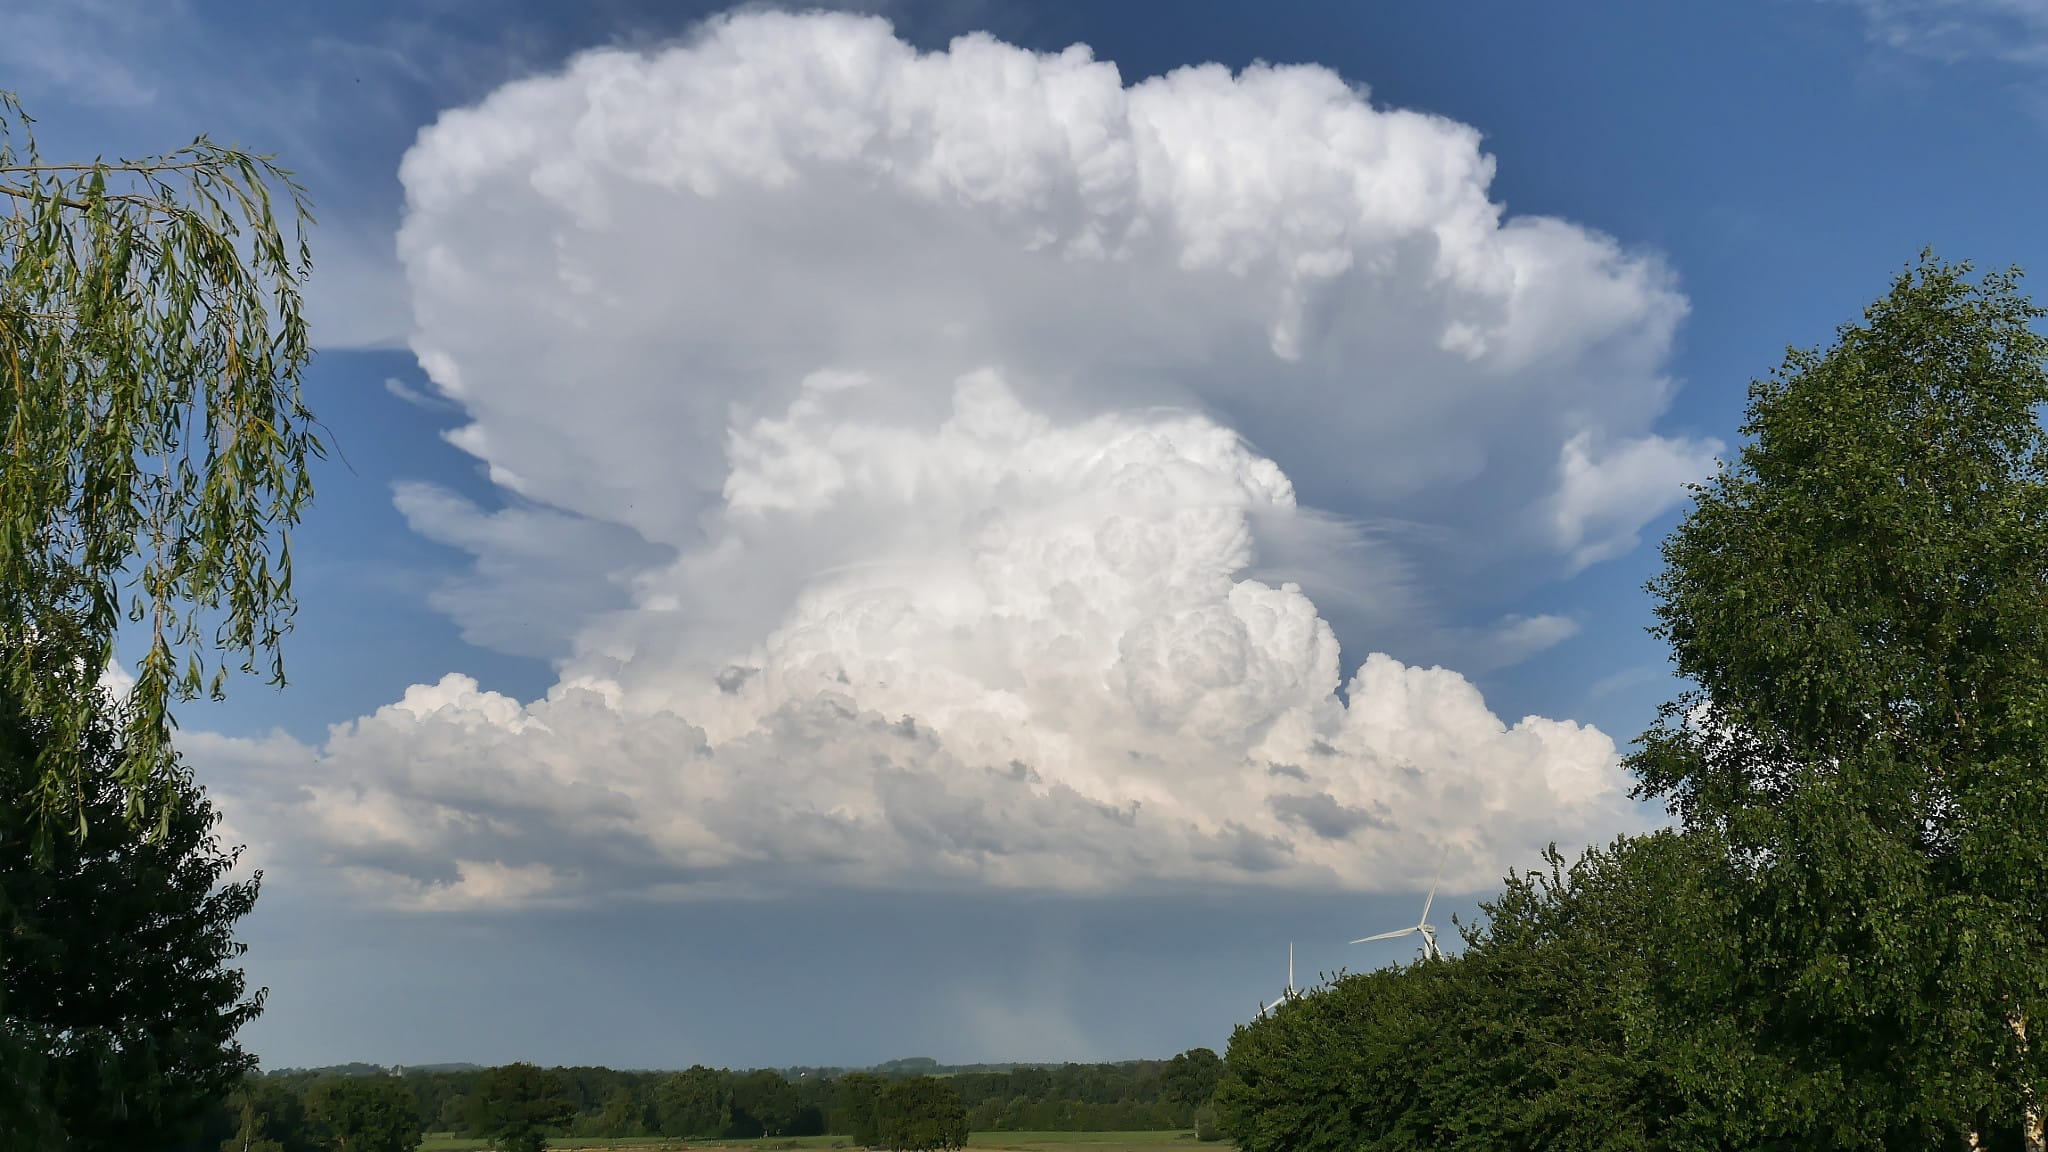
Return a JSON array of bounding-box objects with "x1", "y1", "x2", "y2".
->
[
  {"x1": 970, "y1": 1133, "x2": 1205, "y2": 1152},
  {"x1": 419, "y1": 1131, "x2": 1206, "y2": 1152}
]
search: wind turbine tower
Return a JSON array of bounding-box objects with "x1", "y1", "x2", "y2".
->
[{"x1": 1260, "y1": 942, "x2": 1302, "y2": 1015}]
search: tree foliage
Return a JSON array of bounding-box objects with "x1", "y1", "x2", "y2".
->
[
  {"x1": 655, "y1": 1064, "x2": 731, "y2": 1138},
  {"x1": 1632, "y1": 254, "x2": 2048, "y2": 1146},
  {"x1": 590, "y1": 1085, "x2": 650, "y2": 1138},
  {"x1": 306, "y1": 1078, "x2": 421, "y2": 1152},
  {"x1": 1218, "y1": 834, "x2": 1705, "y2": 1152},
  {"x1": 0, "y1": 92, "x2": 319, "y2": 825},
  {"x1": 468, "y1": 1062, "x2": 575, "y2": 1152},
  {"x1": 1161, "y1": 1048, "x2": 1222, "y2": 1110},
  {"x1": 0, "y1": 1036, "x2": 58, "y2": 1152},
  {"x1": 1217, "y1": 255, "x2": 2048, "y2": 1151},
  {"x1": 196, "y1": 1057, "x2": 1236, "y2": 1146},
  {"x1": 876, "y1": 1078, "x2": 970, "y2": 1152},
  {"x1": 0, "y1": 683, "x2": 263, "y2": 1151},
  {"x1": 730, "y1": 1067, "x2": 804, "y2": 1137},
  {"x1": 837, "y1": 1071, "x2": 888, "y2": 1147},
  {"x1": 217, "y1": 1076, "x2": 323, "y2": 1152}
]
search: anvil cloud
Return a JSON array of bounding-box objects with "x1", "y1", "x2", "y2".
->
[{"x1": 202, "y1": 10, "x2": 1712, "y2": 908}]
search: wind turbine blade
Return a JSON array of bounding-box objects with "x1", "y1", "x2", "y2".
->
[
  {"x1": 1352, "y1": 927, "x2": 1416, "y2": 944},
  {"x1": 1418, "y1": 847, "x2": 1446, "y2": 925}
]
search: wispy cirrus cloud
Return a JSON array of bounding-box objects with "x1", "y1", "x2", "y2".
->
[
  {"x1": 0, "y1": 0, "x2": 587, "y2": 350},
  {"x1": 1843, "y1": 0, "x2": 2048, "y2": 66},
  {"x1": 0, "y1": 0, "x2": 171, "y2": 108}
]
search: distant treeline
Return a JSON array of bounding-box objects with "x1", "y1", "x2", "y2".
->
[{"x1": 184, "y1": 1050, "x2": 1227, "y2": 1147}]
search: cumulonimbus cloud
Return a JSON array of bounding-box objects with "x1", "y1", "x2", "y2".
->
[
  {"x1": 201, "y1": 9, "x2": 1703, "y2": 909},
  {"x1": 203, "y1": 374, "x2": 1639, "y2": 908}
]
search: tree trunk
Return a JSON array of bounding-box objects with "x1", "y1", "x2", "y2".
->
[{"x1": 2018, "y1": 1015, "x2": 2045, "y2": 1152}]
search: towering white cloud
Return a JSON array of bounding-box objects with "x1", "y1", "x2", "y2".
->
[
  {"x1": 206, "y1": 377, "x2": 1639, "y2": 908},
  {"x1": 203, "y1": 10, "x2": 1705, "y2": 908},
  {"x1": 394, "y1": 8, "x2": 1706, "y2": 550}
]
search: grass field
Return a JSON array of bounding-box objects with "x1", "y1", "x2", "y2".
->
[{"x1": 419, "y1": 1131, "x2": 1208, "y2": 1152}]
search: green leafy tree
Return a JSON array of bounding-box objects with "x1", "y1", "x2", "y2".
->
[
  {"x1": 307, "y1": 1078, "x2": 421, "y2": 1152},
  {"x1": 468, "y1": 1063, "x2": 575, "y2": 1152},
  {"x1": 0, "y1": 685, "x2": 263, "y2": 1151},
  {"x1": 1632, "y1": 254, "x2": 2048, "y2": 1149},
  {"x1": 655, "y1": 1065, "x2": 730, "y2": 1139},
  {"x1": 1217, "y1": 833, "x2": 1709, "y2": 1152},
  {"x1": 1162, "y1": 1048, "x2": 1223, "y2": 1113},
  {"x1": 0, "y1": 93, "x2": 319, "y2": 822},
  {"x1": 435, "y1": 1093, "x2": 471, "y2": 1135},
  {"x1": 730, "y1": 1068, "x2": 802, "y2": 1137},
  {"x1": 875, "y1": 1078, "x2": 969, "y2": 1152},
  {"x1": 218, "y1": 1076, "x2": 322, "y2": 1152},
  {"x1": 0, "y1": 87, "x2": 314, "y2": 1152},
  {"x1": 0, "y1": 1038, "x2": 58, "y2": 1152},
  {"x1": 836, "y1": 1071, "x2": 886, "y2": 1146},
  {"x1": 591, "y1": 1085, "x2": 650, "y2": 1137},
  {"x1": 1421, "y1": 834, "x2": 1708, "y2": 1151}
]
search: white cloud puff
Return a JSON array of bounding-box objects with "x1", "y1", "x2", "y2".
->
[
  {"x1": 201, "y1": 10, "x2": 1704, "y2": 907},
  {"x1": 1552, "y1": 430, "x2": 1723, "y2": 571}
]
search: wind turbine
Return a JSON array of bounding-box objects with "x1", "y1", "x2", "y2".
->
[
  {"x1": 1352, "y1": 864, "x2": 1443, "y2": 961},
  {"x1": 1259, "y1": 942, "x2": 1301, "y2": 1015}
]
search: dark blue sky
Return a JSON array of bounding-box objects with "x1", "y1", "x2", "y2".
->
[{"x1": 6, "y1": 0, "x2": 2043, "y2": 1069}]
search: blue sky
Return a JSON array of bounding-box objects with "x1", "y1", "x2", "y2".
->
[{"x1": 7, "y1": 0, "x2": 2046, "y2": 1070}]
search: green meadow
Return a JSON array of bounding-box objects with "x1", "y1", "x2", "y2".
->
[{"x1": 420, "y1": 1132, "x2": 1207, "y2": 1152}]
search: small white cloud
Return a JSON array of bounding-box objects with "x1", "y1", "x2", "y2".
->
[
  {"x1": 384, "y1": 376, "x2": 453, "y2": 409},
  {"x1": 1552, "y1": 430, "x2": 1723, "y2": 571},
  {"x1": 97, "y1": 657, "x2": 137, "y2": 702},
  {"x1": 1494, "y1": 613, "x2": 1579, "y2": 653}
]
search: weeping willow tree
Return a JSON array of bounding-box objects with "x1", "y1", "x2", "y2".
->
[
  {"x1": 1, "y1": 93, "x2": 318, "y2": 1150},
  {"x1": 0, "y1": 92, "x2": 320, "y2": 831}
]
